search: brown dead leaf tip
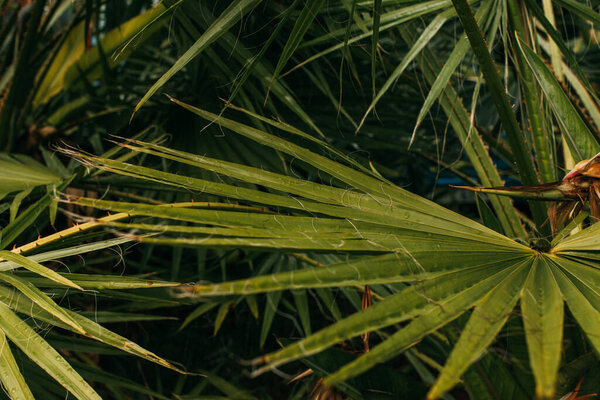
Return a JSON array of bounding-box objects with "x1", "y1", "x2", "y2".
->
[
  {"x1": 310, "y1": 378, "x2": 344, "y2": 400},
  {"x1": 549, "y1": 151, "x2": 600, "y2": 235}
]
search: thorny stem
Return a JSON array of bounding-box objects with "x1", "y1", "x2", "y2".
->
[
  {"x1": 7, "y1": 212, "x2": 131, "y2": 257},
  {"x1": 5, "y1": 200, "x2": 276, "y2": 260}
]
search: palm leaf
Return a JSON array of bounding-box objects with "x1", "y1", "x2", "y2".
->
[
  {"x1": 134, "y1": 0, "x2": 261, "y2": 114},
  {"x1": 517, "y1": 37, "x2": 600, "y2": 161},
  {"x1": 63, "y1": 95, "x2": 600, "y2": 398},
  {"x1": 0, "y1": 301, "x2": 102, "y2": 400},
  {"x1": 521, "y1": 257, "x2": 564, "y2": 398},
  {"x1": 0, "y1": 329, "x2": 34, "y2": 400}
]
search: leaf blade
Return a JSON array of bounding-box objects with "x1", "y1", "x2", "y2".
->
[
  {"x1": 427, "y1": 260, "x2": 530, "y2": 399},
  {"x1": 0, "y1": 251, "x2": 83, "y2": 290},
  {"x1": 0, "y1": 301, "x2": 101, "y2": 400},
  {"x1": 517, "y1": 36, "x2": 600, "y2": 161},
  {"x1": 520, "y1": 257, "x2": 563, "y2": 398},
  {"x1": 133, "y1": 0, "x2": 261, "y2": 114},
  {"x1": 0, "y1": 328, "x2": 34, "y2": 400},
  {"x1": 0, "y1": 272, "x2": 86, "y2": 334}
]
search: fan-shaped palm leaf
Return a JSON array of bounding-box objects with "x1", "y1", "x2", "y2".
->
[{"x1": 63, "y1": 98, "x2": 600, "y2": 399}]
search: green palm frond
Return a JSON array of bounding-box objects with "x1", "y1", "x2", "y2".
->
[
  {"x1": 0, "y1": 212, "x2": 184, "y2": 398},
  {"x1": 2, "y1": 0, "x2": 600, "y2": 397},
  {"x1": 64, "y1": 98, "x2": 600, "y2": 399}
]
